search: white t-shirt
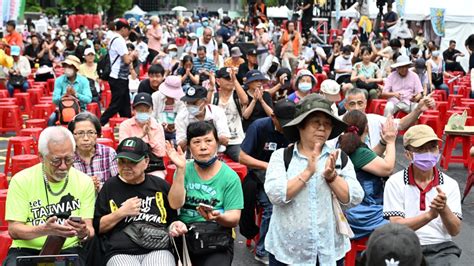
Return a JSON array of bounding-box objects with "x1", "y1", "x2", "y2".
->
[
  {"x1": 175, "y1": 104, "x2": 231, "y2": 144},
  {"x1": 151, "y1": 91, "x2": 186, "y2": 124},
  {"x1": 383, "y1": 168, "x2": 462, "y2": 245},
  {"x1": 334, "y1": 54, "x2": 353, "y2": 80},
  {"x1": 108, "y1": 32, "x2": 129, "y2": 80},
  {"x1": 190, "y1": 37, "x2": 217, "y2": 61},
  {"x1": 212, "y1": 93, "x2": 245, "y2": 145}
]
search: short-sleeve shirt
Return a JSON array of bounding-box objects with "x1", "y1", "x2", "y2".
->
[
  {"x1": 349, "y1": 146, "x2": 377, "y2": 171},
  {"x1": 73, "y1": 143, "x2": 119, "y2": 188},
  {"x1": 383, "y1": 70, "x2": 423, "y2": 105},
  {"x1": 334, "y1": 55, "x2": 353, "y2": 80},
  {"x1": 93, "y1": 175, "x2": 177, "y2": 261},
  {"x1": 352, "y1": 62, "x2": 380, "y2": 79},
  {"x1": 191, "y1": 37, "x2": 217, "y2": 60},
  {"x1": 109, "y1": 33, "x2": 129, "y2": 80},
  {"x1": 240, "y1": 117, "x2": 289, "y2": 164},
  {"x1": 178, "y1": 161, "x2": 244, "y2": 224},
  {"x1": 383, "y1": 167, "x2": 462, "y2": 245},
  {"x1": 177, "y1": 67, "x2": 199, "y2": 87},
  {"x1": 242, "y1": 91, "x2": 273, "y2": 131},
  {"x1": 137, "y1": 79, "x2": 159, "y2": 95},
  {"x1": 5, "y1": 163, "x2": 95, "y2": 250}
]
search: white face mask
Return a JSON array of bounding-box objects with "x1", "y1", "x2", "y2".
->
[
  {"x1": 169, "y1": 51, "x2": 177, "y2": 58},
  {"x1": 64, "y1": 68, "x2": 75, "y2": 77},
  {"x1": 60, "y1": 36, "x2": 66, "y2": 42}
]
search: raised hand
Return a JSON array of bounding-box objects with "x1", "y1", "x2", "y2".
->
[
  {"x1": 381, "y1": 115, "x2": 397, "y2": 144},
  {"x1": 306, "y1": 142, "x2": 322, "y2": 176},
  {"x1": 165, "y1": 141, "x2": 186, "y2": 169},
  {"x1": 323, "y1": 150, "x2": 339, "y2": 183},
  {"x1": 430, "y1": 186, "x2": 448, "y2": 212}
]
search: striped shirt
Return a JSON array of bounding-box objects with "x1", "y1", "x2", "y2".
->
[
  {"x1": 73, "y1": 143, "x2": 119, "y2": 188},
  {"x1": 193, "y1": 57, "x2": 216, "y2": 72}
]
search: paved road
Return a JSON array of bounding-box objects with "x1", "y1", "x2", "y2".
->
[{"x1": 0, "y1": 133, "x2": 472, "y2": 265}]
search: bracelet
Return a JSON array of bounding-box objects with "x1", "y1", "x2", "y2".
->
[
  {"x1": 379, "y1": 138, "x2": 387, "y2": 147},
  {"x1": 297, "y1": 175, "x2": 308, "y2": 185}
]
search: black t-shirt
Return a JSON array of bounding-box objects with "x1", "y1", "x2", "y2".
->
[
  {"x1": 24, "y1": 44, "x2": 41, "y2": 67},
  {"x1": 241, "y1": 117, "x2": 289, "y2": 163},
  {"x1": 469, "y1": 53, "x2": 474, "y2": 70},
  {"x1": 383, "y1": 11, "x2": 398, "y2": 24},
  {"x1": 242, "y1": 90, "x2": 273, "y2": 131},
  {"x1": 237, "y1": 62, "x2": 258, "y2": 85},
  {"x1": 301, "y1": 0, "x2": 313, "y2": 19},
  {"x1": 443, "y1": 48, "x2": 461, "y2": 62},
  {"x1": 138, "y1": 79, "x2": 159, "y2": 95},
  {"x1": 94, "y1": 175, "x2": 177, "y2": 261}
]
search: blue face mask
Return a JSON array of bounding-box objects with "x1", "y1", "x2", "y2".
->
[
  {"x1": 187, "y1": 105, "x2": 201, "y2": 116},
  {"x1": 298, "y1": 82, "x2": 312, "y2": 92},
  {"x1": 136, "y1": 112, "x2": 151, "y2": 123},
  {"x1": 432, "y1": 51, "x2": 440, "y2": 57},
  {"x1": 194, "y1": 155, "x2": 218, "y2": 169},
  {"x1": 202, "y1": 22, "x2": 209, "y2": 27}
]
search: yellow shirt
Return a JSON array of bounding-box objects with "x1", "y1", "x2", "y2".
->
[
  {"x1": 78, "y1": 63, "x2": 99, "y2": 82},
  {"x1": 224, "y1": 57, "x2": 245, "y2": 69}
]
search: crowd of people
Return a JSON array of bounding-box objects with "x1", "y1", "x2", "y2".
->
[{"x1": 1, "y1": 2, "x2": 474, "y2": 266}]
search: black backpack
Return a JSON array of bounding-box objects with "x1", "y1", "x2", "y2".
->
[
  {"x1": 283, "y1": 145, "x2": 348, "y2": 171},
  {"x1": 97, "y1": 37, "x2": 119, "y2": 80},
  {"x1": 212, "y1": 91, "x2": 242, "y2": 118}
]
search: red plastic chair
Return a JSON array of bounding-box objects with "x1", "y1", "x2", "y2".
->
[
  {"x1": 441, "y1": 133, "x2": 471, "y2": 170},
  {"x1": 367, "y1": 99, "x2": 386, "y2": 114},
  {"x1": 4, "y1": 136, "x2": 37, "y2": 175},
  {"x1": 11, "y1": 154, "x2": 41, "y2": 176},
  {"x1": 462, "y1": 156, "x2": 474, "y2": 203},
  {"x1": 0, "y1": 173, "x2": 7, "y2": 189},
  {"x1": 31, "y1": 103, "x2": 55, "y2": 120},
  {"x1": 109, "y1": 117, "x2": 128, "y2": 130},
  {"x1": 86, "y1": 102, "x2": 101, "y2": 118},
  {"x1": 165, "y1": 164, "x2": 176, "y2": 185},
  {"x1": 0, "y1": 189, "x2": 9, "y2": 231},
  {"x1": 431, "y1": 89, "x2": 447, "y2": 101},
  {"x1": 19, "y1": 127, "x2": 43, "y2": 148},
  {"x1": 226, "y1": 162, "x2": 248, "y2": 183},
  {"x1": 0, "y1": 230, "x2": 12, "y2": 262},
  {"x1": 345, "y1": 237, "x2": 369, "y2": 266},
  {"x1": 28, "y1": 88, "x2": 43, "y2": 105},
  {"x1": 0, "y1": 90, "x2": 9, "y2": 98},
  {"x1": 25, "y1": 119, "x2": 47, "y2": 129},
  {"x1": 447, "y1": 94, "x2": 463, "y2": 108},
  {"x1": 96, "y1": 138, "x2": 115, "y2": 148},
  {"x1": 0, "y1": 105, "x2": 23, "y2": 134},
  {"x1": 418, "y1": 114, "x2": 443, "y2": 138},
  {"x1": 101, "y1": 90, "x2": 112, "y2": 109},
  {"x1": 46, "y1": 78, "x2": 55, "y2": 94},
  {"x1": 14, "y1": 92, "x2": 33, "y2": 115}
]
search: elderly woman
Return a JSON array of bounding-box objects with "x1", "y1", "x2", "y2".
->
[
  {"x1": 68, "y1": 112, "x2": 118, "y2": 191},
  {"x1": 264, "y1": 94, "x2": 364, "y2": 265},
  {"x1": 166, "y1": 121, "x2": 244, "y2": 266},
  {"x1": 287, "y1": 69, "x2": 317, "y2": 104},
  {"x1": 94, "y1": 137, "x2": 183, "y2": 266}
]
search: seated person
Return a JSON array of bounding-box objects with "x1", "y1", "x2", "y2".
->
[
  {"x1": 350, "y1": 46, "x2": 382, "y2": 100},
  {"x1": 50, "y1": 55, "x2": 92, "y2": 126},
  {"x1": 78, "y1": 48, "x2": 100, "y2": 103},
  {"x1": 175, "y1": 85, "x2": 230, "y2": 151},
  {"x1": 68, "y1": 112, "x2": 119, "y2": 191},
  {"x1": 138, "y1": 63, "x2": 165, "y2": 95},
  {"x1": 442, "y1": 40, "x2": 465, "y2": 74},
  {"x1": 334, "y1": 45, "x2": 354, "y2": 91},
  {"x1": 152, "y1": 75, "x2": 186, "y2": 144},
  {"x1": 241, "y1": 70, "x2": 273, "y2": 131},
  {"x1": 383, "y1": 125, "x2": 462, "y2": 265},
  {"x1": 119, "y1": 93, "x2": 166, "y2": 178},
  {"x1": 4, "y1": 126, "x2": 95, "y2": 265},
  {"x1": 6, "y1": 45, "x2": 31, "y2": 97},
  {"x1": 166, "y1": 121, "x2": 244, "y2": 266},
  {"x1": 287, "y1": 69, "x2": 316, "y2": 104},
  {"x1": 381, "y1": 55, "x2": 423, "y2": 117},
  {"x1": 338, "y1": 110, "x2": 397, "y2": 239},
  {"x1": 177, "y1": 55, "x2": 200, "y2": 88},
  {"x1": 94, "y1": 137, "x2": 183, "y2": 266}
]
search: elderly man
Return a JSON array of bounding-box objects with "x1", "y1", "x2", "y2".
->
[
  {"x1": 191, "y1": 27, "x2": 218, "y2": 64},
  {"x1": 384, "y1": 125, "x2": 462, "y2": 265},
  {"x1": 339, "y1": 88, "x2": 434, "y2": 156},
  {"x1": 6, "y1": 45, "x2": 31, "y2": 97},
  {"x1": 382, "y1": 55, "x2": 424, "y2": 117},
  {"x1": 4, "y1": 126, "x2": 95, "y2": 265},
  {"x1": 146, "y1": 16, "x2": 163, "y2": 65}
]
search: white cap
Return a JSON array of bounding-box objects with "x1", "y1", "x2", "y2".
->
[
  {"x1": 320, "y1": 79, "x2": 341, "y2": 102},
  {"x1": 256, "y1": 23, "x2": 266, "y2": 30},
  {"x1": 84, "y1": 47, "x2": 95, "y2": 56},
  {"x1": 80, "y1": 32, "x2": 87, "y2": 39}
]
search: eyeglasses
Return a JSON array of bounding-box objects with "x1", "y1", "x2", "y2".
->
[
  {"x1": 73, "y1": 131, "x2": 97, "y2": 138},
  {"x1": 47, "y1": 156, "x2": 75, "y2": 167}
]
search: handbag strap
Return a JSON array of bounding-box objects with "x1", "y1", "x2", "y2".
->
[
  {"x1": 170, "y1": 235, "x2": 192, "y2": 266},
  {"x1": 170, "y1": 237, "x2": 182, "y2": 264}
]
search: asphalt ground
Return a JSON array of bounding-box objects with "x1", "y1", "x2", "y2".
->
[{"x1": 0, "y1": 133, "x2": 472, "y2": 265}]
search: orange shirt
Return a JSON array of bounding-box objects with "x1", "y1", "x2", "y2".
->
[
  {"x1": 224, "y1": 57, "x2": 245, "y2": 69},
  {"x1": 5, "y1": 31, "x2": 23, "y2": 48}
]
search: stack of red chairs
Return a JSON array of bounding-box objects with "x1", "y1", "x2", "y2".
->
[{"x1": 345, "y1": 237, "x2": 369, "y2": 266}]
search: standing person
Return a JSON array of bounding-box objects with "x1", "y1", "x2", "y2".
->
[
  {"x1": 298, "y1": 0, "x2": 314, "y2": 38},
  {"x1": 239, "y1": 99, "x2": 296, "y2": 265},
  {"x1": 264, "y1": 95, "x2": 364, "y2": 265},
  {"x1": 191, "y1": 28, "x2": 219, "y2": 65},
  {"x1": 146, "y1": 16, "x2": 163, "y2": 65},
  {"x1": 383, "y1": 125, "x2": 462, "y2": 265},
  {"x1": 280, "y1": 21, "x2": 302, "y2": 73},
  {"x1": 236, "y1": 49, "x2": 259, "y2": 84},
  {"x1": 241, "y1": 70, "x2": 274, "y2": 131},
  {"x1": 100, "y1": 19, "x2": 133, "y2": 126},
  {"x1": 253, "y1": 0, "x2": 268, "y2": 25},
  {"x1": 3, "y1": 126, "x2": 95, "y2": 265},
  {"x1": 383, "y1": 3, "x2": 398, "y2": 37},
  {"x1": 255, "y1": 24, "x2": 270, "y2": 67},
  {"x1": 4, "y1": 20, "x2": 23, "y2": 50}
]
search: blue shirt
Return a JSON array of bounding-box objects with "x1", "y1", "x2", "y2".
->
[
  {"x1": 264, "y1": 143, "x2": 364, "y2": 265},
  {"x1": 53, "y1": 74, "x2": 92, "y2": 110},
  {"x1": 193, "y1": 57, "x2": 216, "y2": 73}
]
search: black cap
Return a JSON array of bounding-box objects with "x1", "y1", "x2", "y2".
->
[
  {"x1": 274, "y1": 99, "x2": 296, "y2": 126},
  {"x1": 245, "y1": 70, "x2": 268, "y2": 84},
  {"x1": 115, "y1": 18, "x2": 130, "y2": 30},
  {"x1": 181, "y1": 85, "x2": 208, "y2": 102},
  {"x1": 276, "y1": 68, "x2": 292, "y2": 89},
  {"x1": 216, "y1": 67, "x2": 231, "y2": 79},
  {"x1": 247, "y1": 49, "x2": 257, "y2": 56},
  {"x1": 116, "y1": 137, "x2": 149, "y2": 162},
  {"x1": 133, "y1": 92, "x2": 153, "y2": 107}
]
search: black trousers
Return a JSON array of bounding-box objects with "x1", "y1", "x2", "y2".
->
[
  {"x1": 100, "y1": 77, "x2": 131, "y2": 126},
  {"x1": 3, "y1": 246, "x2": 86, "y2": 266}
]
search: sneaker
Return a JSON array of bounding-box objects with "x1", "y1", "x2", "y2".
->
[{"x1": 254, "y1": 254, "x2": 269, "y2": 265}]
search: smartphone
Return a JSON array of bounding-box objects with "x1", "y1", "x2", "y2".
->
[
  {"x1": 198, "y1": 203, "x2": 214, "y2": 212},
  {"x1": 69, "y1": 216, "x2": 82, "y2": 223}
]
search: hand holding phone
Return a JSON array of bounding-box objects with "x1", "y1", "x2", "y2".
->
[
  {"x1": 69, "y1": 216, "x2": 82, "y2": 223},
  {"x1": 197, "y1": 203, "x2": 214, "y2": 212}
]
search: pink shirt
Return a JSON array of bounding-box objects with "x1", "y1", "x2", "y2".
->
[
  {"x1": 383, "y1": 70, "x2": 423, "y2": 105},
  {"x1": 146, "y1": 25, "x2": 163, "y2": 52},
  {"x1": 119, "y1": 117, "x2": 166, "y2": 158}
]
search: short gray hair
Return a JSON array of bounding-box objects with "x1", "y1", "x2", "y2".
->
[
  {"x1": 38, "y1": 126, "x2": 76, "y2": 156},
  {"x1": 345, "y1": 88, "x2": 368, "y2": 100}
]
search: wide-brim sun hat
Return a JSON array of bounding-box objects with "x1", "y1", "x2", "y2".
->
[
  {"x1": 159, "y1": 75, "x2": 185, "y2": 99},
  {"x1": 62, "y1": 55, "x2": 81, "y2": 70},
  {"x1": 283, "y1": 94, "x2": 348, "y2": 142},
  {"x1": 391, "y1": 55, "x2": 412, "y2": 68}
]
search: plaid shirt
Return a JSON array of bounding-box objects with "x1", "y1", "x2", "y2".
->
[{"x1": 73, "y1": 143, "x2": 118, "y2": 187}]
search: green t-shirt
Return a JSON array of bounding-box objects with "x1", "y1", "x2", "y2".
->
[
  {"x1": 5, "y1": 163, "x2": 95, "y2": 250},
  {"x1": 178, "y1": 161, "x2": 244, "y2": 224},
  {"x1": 353, "y1": 62, "x2": 380, "y2": 79},
  {"x1": 349, "y1": 146, "x2": 377, "y2": 171}
]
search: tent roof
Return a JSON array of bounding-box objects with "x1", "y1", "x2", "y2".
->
[{"x1": 124, "y1": 5, "x2": 147, "y2": 16}]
